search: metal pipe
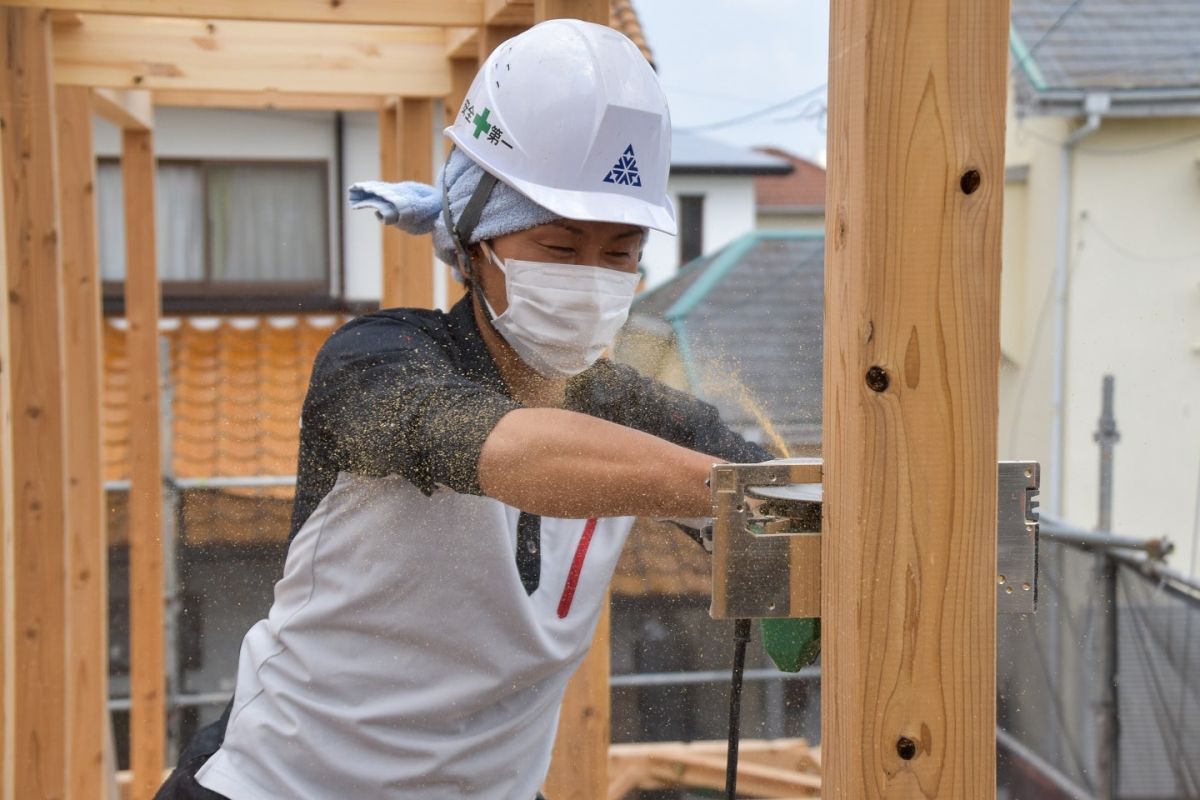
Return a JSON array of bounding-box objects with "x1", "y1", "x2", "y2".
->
[
  {"x1": 1048, "y1": 108, "x2": 1104, "y2": 518},
  {"x1": 1093, "y1": 376, "x2": 1120, "y2": 800},
  {"x1": 1038, "y1": 519, "x2": 1171, "y2": 559},
  {"x1": 611, "y1": 666, "x2": 820, "y2": 688},
  {"x1": 104, "y1": 475, "x2": 297, "y2": 492},
  {"x1": 997, "y1": 726, "x2": 1095, "y2": 800},
  {"x1": 1106, "y1": 549, "x2": 1200, "y2": 608}
]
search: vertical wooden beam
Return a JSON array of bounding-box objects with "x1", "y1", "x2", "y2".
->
[
  {"x1": 821, "y1": 1, "x2": 1010, "y2": 797},
  {"x1": 477, "y1": 25, "x2": 524, "y2": 64},
  {"x1": 533, "y1": 0, "x2": 608, "y2": 22},
  {"x1": 122, "y1": 125, "x2": 165, "y2": 800},
  {"x1": 543, "y1": 597, "x2": 610, "y2": 800},
  {"x1": 56, "y1": 85, "x2": 108, "y2": 800},
  {"x1": 0, "y1": 41, "x2": 15, "y2": 800},
  {"x1": 444, "y1": 57, "x2": 477, "y2": 307},
  {"x1": 399, "y1": 98, "x2": 435, "y2": 309},
  {"x1": 377, "y1": 100, "x2": 403, "y2": 308},
  {"x1": 0, "y1": 8, "x2": 69, "y2": 799}
]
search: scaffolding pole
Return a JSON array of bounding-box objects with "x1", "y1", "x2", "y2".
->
[{"x1": 1094, "y1": 375, "x2": 1120, "y2": 800}]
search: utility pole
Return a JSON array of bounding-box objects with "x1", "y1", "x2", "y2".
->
[{"x1": 1094, "y1": 375, "x2": 1120, "y2": 799}]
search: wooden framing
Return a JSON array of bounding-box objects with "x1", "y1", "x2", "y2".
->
[
  {"x1": 0, "y1": 26, "x2": 15, "y2": 800},
  {"x1": 821, "y1": 0, "x2": 1010, "y2": 796},
  {"x1": 0, "y1": 8, "x2": 70, "y2": 798},
  {"x1": 56, "y1": 83, "x2": 109, "y2": 800},
  {"x1": 0, "y1": 3, "x2": 762, "y2": 797},
  {"x1": 607, "y1": 739, "x2": 822, "y2": 799},
  {"x1": 91, "y1": 87, "x2": 150, "y2": 130},
  {"x1": 400, "y1": 98, "x2": 436, "y2": 308},
  {"x1": 121, "y1": 124, "x2": 166, "y2": 800},
  {"x1": 7, "y1": 0, "x2": 487, "y2": 26},
  {"x1": 51, "y1": 15, "x2": 452, "y2": 97}
]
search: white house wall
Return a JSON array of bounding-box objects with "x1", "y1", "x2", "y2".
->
[
  {"x1": 94, "y1": 107, "x2": 344, "y2": 299},
  {"x1": 640, "y1": 174, "x2": 758, "y2": 289},
  {"x1": 342, "y1": 111, "x2": 384, "y2": 304},
  {"x1": 1001, "y1": 111, "x2": 1200, "y2": 577}
]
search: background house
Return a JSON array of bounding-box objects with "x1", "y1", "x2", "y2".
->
[
  {"x1": 753, "y1": 147, "x2": 826, "y2": 232},
  {"x1": 1001, "y1": 0, "x2": 1200, "y2": 576}
]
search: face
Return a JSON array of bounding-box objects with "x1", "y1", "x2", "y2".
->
[{"x1": 472, "y1": 220, "x2": 644, "y2": 315}]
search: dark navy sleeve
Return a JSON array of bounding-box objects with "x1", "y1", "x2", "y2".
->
[
  {"x1": 567, "y1": 360, "x2": 773, "y2": 464},
  {"x1": 301, "y1": 315, "x2": 522, "y2": 496}
]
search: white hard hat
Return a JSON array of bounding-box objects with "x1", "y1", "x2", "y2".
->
[{"x1": 445, "y1": 19, "x2": 676, "y2": 235}]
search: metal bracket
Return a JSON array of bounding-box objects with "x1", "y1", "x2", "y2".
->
[{"x1": 708, "y1": 459, "x2": 1041, "y2": 619}]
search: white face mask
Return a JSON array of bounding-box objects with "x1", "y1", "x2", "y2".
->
[{"x1": 480, "y1": 243, "x2": 639, "y2": 379}]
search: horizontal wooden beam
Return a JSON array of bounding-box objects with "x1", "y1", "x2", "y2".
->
[
  {"x1": 11, "y1": 0, "x2": 485, "y2": 26},
  {"x1": 52, "y1": 14, "x2": 451, "y2": 97},
  {"x1": 152, "y1": 89, "x2": 385, "y2": 111},
  {"x1": 445, "y1": 26, "x2": 479, "y2": 58},
  {"x1": 92, "y1": 87, "x2": 152, "y2": 130},
  {"x1": 484, "y1": 0, "x2": 534, "y2": 25}
]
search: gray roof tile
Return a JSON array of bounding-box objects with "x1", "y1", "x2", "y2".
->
[{"x1": 1012, "y1": 0, "x2": 1200, "y2": 92}]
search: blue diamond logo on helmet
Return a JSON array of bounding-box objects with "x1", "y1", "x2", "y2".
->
[{"x1": 603, "y1": 145, "x2": 642, "y2": 187}]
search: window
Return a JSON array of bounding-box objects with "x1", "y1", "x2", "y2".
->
[
  {"x1": 678, "y1": 194, "x2": 704, "y2": 264},
  {"x1": 97, "y1": 159, "x2": 331, "y2": 305}
]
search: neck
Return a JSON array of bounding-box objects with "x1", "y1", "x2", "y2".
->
[{"x1": 471, "y1": 292, "x2": 568, "y2": 408}]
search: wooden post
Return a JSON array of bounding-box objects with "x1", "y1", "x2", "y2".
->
[
  {"x1": 444, "y1": 57, "x2": 476, "y2": 307},
  {"x1": 122, "y1": 125, "x2": 166, "y2": 800},
  {"x1": 0, "y1": 8, "x2": 70, "y2": 799},
  {"x1": 57, "y1": 85, "x2": 109, "y2": 800},
  {"x1": 542, "y1": 598, "x2": 611, "y2": 800},
  {"x1": 400, "y1": 98, "x2": 435, "y2": 308},
  {"x1": 0, "y1": 35, "x2": 15, "y2": 800},
  {"x1": 378, "y1": 100, "x2": 402, "y2": 308},
  {"x1": 378, "y1": 99, "x2": 436, "y2": 309},
  {"x1": 533, "y1": 0, "x2": 609, "y2": 21},
  {"x1": 821, "y1": 1, "x2": 1010, "y2": 797}
]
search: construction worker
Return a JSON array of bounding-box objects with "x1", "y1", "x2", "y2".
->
[{"x1": 157, "y1": 19, "x2": 768, "y2": 799}]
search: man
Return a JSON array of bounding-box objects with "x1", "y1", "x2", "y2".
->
[{"x1": 157, "y1": 19, "x2": 768, "y2": 799}]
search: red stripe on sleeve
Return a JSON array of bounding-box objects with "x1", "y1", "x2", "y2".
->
[{"x1": 557, "y1": 518, "x2": 599, "y2": 619}]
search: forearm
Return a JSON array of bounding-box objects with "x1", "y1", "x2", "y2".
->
[{"x1": 477, "y1": 408, "x2": 719, "y2": 518}]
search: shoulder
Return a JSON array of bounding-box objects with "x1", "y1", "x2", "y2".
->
[{"x1": 321, "y1": 308, "x2": 452, "y2": 359}]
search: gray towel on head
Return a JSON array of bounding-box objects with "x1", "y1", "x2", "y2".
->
[{"x1": 348, "y1": 148, "x2": 560, "y2": 281}]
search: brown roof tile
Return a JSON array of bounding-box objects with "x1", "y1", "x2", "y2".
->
[
  {"x1": 610, "y1": 0, "x2": 655, "y2": 69},
  {"x1": 754, "y1": 147, "x2": 827, "y2": 210}
]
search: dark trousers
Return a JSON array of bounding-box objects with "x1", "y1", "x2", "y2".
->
[{"x1": 153, "y1": 702, "x2": 232, "y2": 799}]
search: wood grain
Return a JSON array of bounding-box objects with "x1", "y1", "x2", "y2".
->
[
  {"x1": 122, "y1": 127, "x2": 165, "y2": 800},
  {"x1": 399, "y1": 98, "x2": 435, "y2": 309},
  {"x1": 57, "y1": 84, "x2": 109, "y2": 800},
  {"x1": 8, "y1": 0, "x2": 486, "y2": 26},
  {"x1": 533, "y1": 0, "x2": 609, "y2": 22},
  {"x1": 0, "y1": 9, "x2": 70, "y2": 798},
  {"x1": 51, "y1": 15, "x2": 451, "y2": 97},
  {"x1": 821, "y1": 0, "x2": 1010, "y2": 796}
]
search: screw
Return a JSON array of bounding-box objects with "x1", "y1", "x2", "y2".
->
[
  {"x1": 865, "y1": 366, "x2": 889, "y2": 392},
  {"x1": 896, "y1": 736, "x2": 917, "y2": 760},
  {"x1": 960, "y1": 169, "x2": 982, "y2": 194}
]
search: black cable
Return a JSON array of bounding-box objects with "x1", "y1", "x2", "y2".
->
[{"x1": 725, "y1": 618, "x2": 752, "y2": 800}]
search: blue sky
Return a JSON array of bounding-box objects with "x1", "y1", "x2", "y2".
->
[{"x1": 635, "y1": 1, "x2": 830, "y2": 163}]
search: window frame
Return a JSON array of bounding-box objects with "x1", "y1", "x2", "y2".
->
[{"x1": 98, "y1": 156, "x2": 334, "y2": 311}]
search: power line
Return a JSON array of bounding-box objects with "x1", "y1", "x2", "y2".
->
[
  {"x1": 1011, "y1": 0, "x2": 1089, "y2": 78},
  {"x1": 676, "y1": 84, "x2": 827, "y2": 132}
]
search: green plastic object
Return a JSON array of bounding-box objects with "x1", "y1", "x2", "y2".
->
[{"x1": 761, "y1": 617, "x2": 821, "y2": 672}]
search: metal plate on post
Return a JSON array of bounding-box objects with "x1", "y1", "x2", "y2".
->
[
  {"x1": 709, "y1": 458, "x2": 823, "y2": 620},
  {"x1": 997, "y1": 460, "x2": 1040, "y2": 613}
]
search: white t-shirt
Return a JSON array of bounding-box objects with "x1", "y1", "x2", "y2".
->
[{"x1": 196, "y1": 472, "x2": 634, "y2": 799}]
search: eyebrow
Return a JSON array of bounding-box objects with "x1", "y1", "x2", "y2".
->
[{"x1": 549, "y1": 221, "x2": 642, "y2": 241}]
